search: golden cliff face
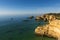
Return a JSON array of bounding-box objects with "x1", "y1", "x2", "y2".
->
[
  {"x1": 35, "y1": 15, "x2": 60, "y2": 39},
  {"x1": 35, "y1": 15, "x2": 56, "y2": 22}
]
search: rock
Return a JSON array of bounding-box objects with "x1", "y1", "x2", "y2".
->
[
  {"x1": 43, "y1": 15, "x2": 56, "y2": 22},
  {"x1": 35, "y1": 16, "x2": 43, "y2": 21},
  {"x1": 35, "y1": 19, "x2": 60, "y2": 39},
  {"x1": 35, "y1": 14, "x2": 56, "y2": 22},
  {"x1": 35, "y1": 16, "x2": 41, "y2": 20},
  {"x1": 48, "y1": 15, "x2": 56, "y2": 22},
  {"x1": 28, "y1": 16, "x2": 34, "y2": 19}
]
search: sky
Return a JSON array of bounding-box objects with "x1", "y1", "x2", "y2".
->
[{"x1": 0, "y1": 0, "x2": 60, "y2": 15}]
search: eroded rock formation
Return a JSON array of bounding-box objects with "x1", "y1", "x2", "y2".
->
[
  {"x1": 35, "y1": 15, "x2": 60, "y2": 39},
  {"x1": 35, "y1": 14, "x2": 56, "y2": 22}
]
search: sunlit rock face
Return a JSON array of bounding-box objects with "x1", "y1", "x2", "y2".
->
[
  {"x1": 35, "y1": 16, "x2": 43, "y2": 20},
  {"x1": 35, "y1": 15, "x2": 60, "y2": 39},
  {"x1": 35, "y1": 15, "x2": 56, "y2": 22}
]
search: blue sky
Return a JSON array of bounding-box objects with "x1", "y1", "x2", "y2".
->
[{"x1": 0, "y1": 0, "x2": 60, "y2": 15}]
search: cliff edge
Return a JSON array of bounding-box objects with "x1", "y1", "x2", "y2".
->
[{"x1": 35, "y1": 15, "x2": 60, "y2": 39}]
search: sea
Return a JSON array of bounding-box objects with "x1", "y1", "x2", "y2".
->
[{"x1": 0, "y1": 14, "x2": 55, "y2": 40}]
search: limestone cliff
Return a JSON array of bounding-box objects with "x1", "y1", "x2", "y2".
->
[
  {"x1": 35, "y1": 16, "x2": 60, "y2": 39},
  {"x1": 35, "y1": 14, "x2": 56, "y2": 22}
]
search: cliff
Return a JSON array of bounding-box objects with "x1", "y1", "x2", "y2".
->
[
  {"x1": 35, "y1": 14, "x2": 56, "y2": 22},
  {"x1": 35, "y1": 14, "x2": 60, "y2": 39}
]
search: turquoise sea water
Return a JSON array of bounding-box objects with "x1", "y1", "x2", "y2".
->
[{"x1": 0, "y1": 15, "x2": 55, "y2": 40}]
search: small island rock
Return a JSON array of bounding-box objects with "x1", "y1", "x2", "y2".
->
[{"x1": 28, "y1": 16, "x2": 34, "y2": 19}]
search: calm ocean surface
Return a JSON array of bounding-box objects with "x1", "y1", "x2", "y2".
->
[{"x1": 0, "y1": 14, "x2": 55, "y2": 40}]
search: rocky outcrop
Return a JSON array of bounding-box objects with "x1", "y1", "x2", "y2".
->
[
  {"x1": 35, "y1": 16, "x2": 43, "y2": 21},
  {"x1": 28, "y1": 16, "x2": 34, "y2": 19},
  {"x1": 35, "y1": 15, "x2": 56, "y2": 22},
  {"x1": 35, "y1": 19, "x2": 60, "y2": 39}
]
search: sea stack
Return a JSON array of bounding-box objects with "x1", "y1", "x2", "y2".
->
[{"x1": 28, "y1": 16, "x2": 34, "y2": 19}]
